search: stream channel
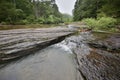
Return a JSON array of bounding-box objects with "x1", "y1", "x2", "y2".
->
[
  {"x1": 0, "y1": 29, "x2": 120, "y2": 80},
  {"x1": 0, "y1": 41, "x2": 83, "y2": 80}
]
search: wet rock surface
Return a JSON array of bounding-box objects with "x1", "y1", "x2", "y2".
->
[
  {"x1": 62, "y1": 31, "x2": 120, "y2": 80},
  {"x1": 0, "y1": 28, "x2": 75, "y2": 62}
]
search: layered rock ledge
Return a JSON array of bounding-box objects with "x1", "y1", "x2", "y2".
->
[
  {"x1": 0, "y1": 27, "x2": 76, "y2": 62},
  {"x1": 62, "y1": 31, "x2": 120, "y2": 80}
]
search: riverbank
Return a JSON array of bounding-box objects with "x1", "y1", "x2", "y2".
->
[{"x1": 0, "y1": 24, "x2": 62, "y2": 30}]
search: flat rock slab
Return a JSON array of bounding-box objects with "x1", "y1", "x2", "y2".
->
[
  {"x1": 0, "y1": 27, "x2": 75, "y2": 62},
  {"x1": 87, "y1": 32, "x2": 120, "y2": 51}
]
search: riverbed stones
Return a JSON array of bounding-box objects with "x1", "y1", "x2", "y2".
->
[{"x1": 0, "y1": 27, "x2": 76, "y2": 62}]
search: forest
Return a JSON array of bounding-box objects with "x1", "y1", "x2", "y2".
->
[
  {"x1": 73, "y1": 0, "x2": 120, "y2": 31},
  {"x1": 0, "y1": 0, "x2": 72, "y2": 25},
  {"x1": 0, "y1": 0, "x2": 120, "y2": 31}
]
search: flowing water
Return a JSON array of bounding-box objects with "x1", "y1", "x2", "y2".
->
[{"x1": 0, "y1": 44, "x2": 82, "y2": 80}]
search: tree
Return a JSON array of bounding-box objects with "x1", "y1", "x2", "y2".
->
[
  {"x1": 0, "y1": 0, "x2": 33, "y2": 23},
  {"x1": 73, "y1": 0, "x2": 107, "y2": 21},
  {"x1": 32, "y1": 0, "x2": 62, "y2": 24},
  {"x1": 0, "y1": 0, "x2": 63, "y2": 24},
  {"x1": 100, "y1": 0, "x2": 120, "y2": 18},
  {"x1": 73, "y1": 0, "x2": 120, "y2": 21}
]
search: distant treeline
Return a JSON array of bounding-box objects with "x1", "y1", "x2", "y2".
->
[
  {"x1": 0, "y1": 0, "x2": 72, "y2": 25},
  {"x1": 73, "y1": 0, "x2": 120, "y2": 21}
]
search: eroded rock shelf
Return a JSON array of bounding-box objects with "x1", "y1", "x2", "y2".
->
[
  {"x1": 0, "y1": 28, "x2": 76, "y2": 62},
  {"x1": 62, "y1": 31, "x2": 120, "y2": 80}
]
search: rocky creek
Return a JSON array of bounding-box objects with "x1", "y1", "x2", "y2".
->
[
  {"x1": 0, "y1": 44, "x2": 83, "y2": 80},
  {"x1": 0, "y1": 27, "x2": 120, "y2": 80}
]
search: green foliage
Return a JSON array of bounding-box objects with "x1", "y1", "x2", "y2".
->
[
  {"x1": 62, "y1": 14, "x2": 73, "y2": 22},
  {"x1": 33, "y1": 15, "x2": 61, "y2": 24},
  {"x1": 98, "y1": 17, "x2": 117, "y2": 29},
  {"x1": 32, "y1": 0, "x2": 62, "y2": 24},
  {"x1": 0, "y1": 0, "x2": 63, "y2": 24},
  {"x1": 117, "y1": 18, "x2": 120, "y2": 24},
  {"x1": 82, "y1": 17, "x2": 117, "y2": 30},
  {"x1": 0, "y1": 1, "x2": 14, "y2": 22},
  {"x1": 19, "y1": 20, "x2": 29, "y2": 25},
  {"x1": 0, "y1": 0, "x2": 32, "y2": 24},
  {"x1": 35, "y1": 17, "x2": 45, "y2": 24},
  {"x1": 82, "y1": 18, "x2": 97, "y2": 29},
  {"x1": 0, "y1": 22, "x2": 8, "y2": 25},
  {"x1": 73, "y1": 0, "x2": 104, "y2": 21},
  {"x1": 46, "y1": 15, "x2": 55, "y2": 24},
  {"x1": 16, "y1": 0, "x2": 33, "y2": 16},
  {"x1": 26, "y1": 15, "x2": 35, "y2": 23},
  {"x1": 97, "y1": 12, "x2": 107, "y2": 18},
  {"x1": 73, "y1": 0, "x2": 120, "y2": 21},
  {"x1": 73, "y1": 0, "x2": 120, "y2": 32},
  {"x1": 99, "y1": 0, "x2": 120, "y2": 18}
]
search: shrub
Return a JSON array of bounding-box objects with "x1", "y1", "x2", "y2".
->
[
  {"x1": 98, "y1": 17, "x2": 117, "y2": 29},
  {"x1": 82, "y1": 18, "x2": 98, "y2": 29},
  {"x1": 117, "y1": 18, "x2": 120, "y2": 24},
  {"x1": 45, "y1": 15, "x2": 54, "y2": 24},
  {"x1": 82, "y1": 17, "x2": 117, "y2": 30},
  {"x1": 0, "y1": 22, "x2": 7, "y2": 25},
  {"x1": 26, "y1": 15, "x2": 35, "y2": 23},
  {"x1": 35, "y1": 17, "x2": 45, "y2": 24},
  {"x1": 43, "y1": 15, "x2": 61, "y2": 24},
  {"x1": 53, "y1": 17, "x2": 61, "y2": 24},
  {"x1": 14, "y1": 20, "x2": 29, "y2": 25}
]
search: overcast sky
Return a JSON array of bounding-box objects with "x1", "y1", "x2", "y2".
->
[{"x1": 56, "y1": 0, "x2": 76, "y2": 15}]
